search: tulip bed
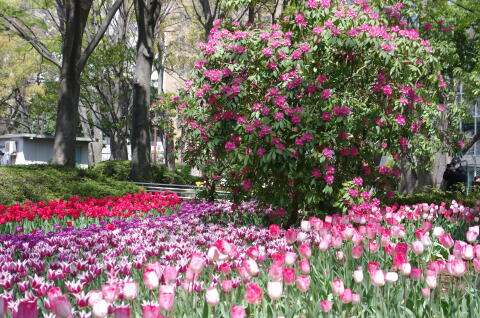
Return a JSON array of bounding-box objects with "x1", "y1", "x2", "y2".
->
[
  {"x1": 0, "y1": 199, "x2": 479, "y2": 317},
  {"x1": 0, "y1": 191, "x2": 182, "y2": 234}
]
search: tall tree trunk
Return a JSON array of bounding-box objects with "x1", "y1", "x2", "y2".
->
[
  {"x1": 51, "y1": 0, "x2": 123, "y2": 166},
  {"x1": 110, "y1": 131, "x2": 129, "y2": 160},
  {"x1": 52, "y1": 1, "x2": 92, "y2": 166},
  {"x1": 131, "y1": 0, "x2": 161, "y2": 181}
]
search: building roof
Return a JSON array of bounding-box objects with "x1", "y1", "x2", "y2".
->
[{"x1": 0, "y1": 134, "x2": 94, "y2": 142}]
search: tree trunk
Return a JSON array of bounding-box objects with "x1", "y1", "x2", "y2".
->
[
  {"x1": 247, "y1": 4, "x2": 255, "y2": 24},
  {"x1": 52, "y1": 0, "x2": 92, "y2": 166},
  {"x1": 165, "y1": 134, "x2": 175, "y2": 170},
  {"x1": 110, "y1": 131, "x2": 128, "y2": 160},
  {"x1": 131, "y1": 0, "x2": 161, "y2": 181}
]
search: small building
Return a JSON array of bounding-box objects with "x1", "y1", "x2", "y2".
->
[{"x1": 0, "y1": 134, "x2": 92, "y2": 168}]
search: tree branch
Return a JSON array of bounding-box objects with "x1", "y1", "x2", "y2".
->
[
  {"x1": 0, "y1": 14, "x2": 62, "y2": 68},
  {"x1": 77, "y1": 0, "x2": 124, "y2": 72}
]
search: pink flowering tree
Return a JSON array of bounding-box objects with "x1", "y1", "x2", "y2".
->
[{"x1": 177, "y1": 0, "x2": 462, "y2": 224}]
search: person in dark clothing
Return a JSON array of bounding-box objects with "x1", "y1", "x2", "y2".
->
[{"x1": 443, "y1": 158, "x2": 467, "y2": 192}]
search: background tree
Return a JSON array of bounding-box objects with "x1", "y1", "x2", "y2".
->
[{"x1": 0, "y1": 0, "x2": 123, "y2": 166}]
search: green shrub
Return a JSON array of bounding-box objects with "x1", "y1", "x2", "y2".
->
[
  {"x1": 386, "y1": 186, "x2": 479, "y2": 207},
  {"x1": 0, "y1": 164, "x2": 140, "y2": 206},
  {"x1": 90, "y1": 160, "x2": 201, "y2": 185}
]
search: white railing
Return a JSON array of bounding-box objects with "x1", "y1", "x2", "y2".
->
[{"x1": 131, "y1": 182, "x2": 230, "y2": 200}]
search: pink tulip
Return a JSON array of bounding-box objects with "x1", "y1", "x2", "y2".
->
[
  {"x1": 92, "y1": 299, "x2": 109, "y2": 318},
  {"x1": 163, "y1": 266, "x2": 178, "y2": 284},
  {"x1": 159, "y1": 285, "x2": 175, "y2": 311},
  {"x1": 473, "y1": 258, "x2": 480, "y2": 273},
  {"x1": 145, "y1": 261, "x2": 163, "y2": 277},
  {"x1": 433, "y1": 226, "x2": 444, "y2": 238},
  {"x1": 189, "y1": 253, "x2": 206, "y2": 273},
  {"x1": 231, "y1": 306, "x2": 246, "y2": 318},
  {"x1": 301, "y1": 220, "x2": 311, "y2": 232},
  {"x1": 447, "y1": 259, "x2": 467, "y2": 276},
  {"x1": 87, "y1": 290, "x2": 103, "y2": 307},
  {"x1": 425, "y1": 271, "x2": 437, "y2": 289},
  {"x1": 142, "y1": 303, "x2": 160, "y2": 318},
  {"x1": 368, "y1": 241, "x2": 379, "y2": 253},
  {"x1": 367, "y1": 262, "x2": 380, "y2": 274},
  {"x1": 320, "y1": 300, "x2": 332, "y2": 312},
  {"x1": 221, "y1": 279, "x2": 234, "y2": 293},
  {"x1": 185, "y1": 267, "x2": 200, "y2": 281},
  {"x1": 102, "y1": 283, "x2": 119, "y2": 303},
  {"x1": 271, "y1": 252, "x2": 286, "y2": 266},
  {"x1": 51, "y1": 295, "x2": 72, "y2": 318},
  {"x1": 144, "y1": 269, "x2": 159, "y2": 290},
  {"x1": 370, "y1": 270, "x2": 385, "y2": 286},
  {"x1": 283, "y1": 268, "x2": 296, "y2": 285},
  {"x1": 340, "y1": 288, "x2": 353, "y2": 303},
  {"x1": 206, "y1": 287, "x2": 220, "y2": 306},
  {"x1": 269, "y1": 264, "x2": 283, "y2": 282},
  {"x1": 285, "y1": 229, "x2": 298, "y2": 244},
  {"x1": 410, "y1": 268, "x2": 422, "y2": 280},
  {"x1": 267, "y1": 281, "x2": 283, "y2": 300},
  {"x1": 476, "y1": 244, "x2": 480, "y2": 258},
  {"x1": 246, "y1": 246, "x2": 259, "y2": 260},
  {"x1": 411, "y1": 241, "x2": 424, "y2": 255},
  {"x1": 269, "y1": 224, "x2": 281, "y2": 238},
  {"x1": 351, "y1": 245, "x2": 363, "y2": 259},
  {"x1": 244, "y1": 258, "x2": 259, "y2": 277},
  {"x1": 245, "y1": 283, "x2": 263, "y2": 304},
  {"x1": 352, "y1": 293, "x2": 361, "y2": 304},
  {"x1": 331, "y1": 279, "x2": 344, "y2": 296},
  {"x1": 353, "y1": 268, "x2": 363, "y2": 283},
  {"x1": 238, "y1": 266, "x2": 251, "y2": 281},
  {"x1": 47, "y1": 287, "x2": 63, "y2": 304},
  {"x1": 439, "y1": 234, "x2": 454, "y2": 248},
  {"x1": 336, "y1": 250, "x2": 344, "y2": 262},
  {"x1": 463, "y1": 244, "x2": 475, "y2": 260},
  {"x1": 421, "y1": 288, "x2": 431, "y2": 298},
  {"x1": 296, "y1": 275, "x2": 310, "y2": 292},
  {"x1": 113, "y1": 305, "x2": 130, "y2": 318},
  {"x1": 299, "y1": 259, "x2": 310, "y2": 274},
  {"x1": 400, "y1": 263, "x2": 412, "y2": 276},
  {"x1": 181, "y1": 280, "x2": 194, "y2": 293},
  {"x1": 298, "y1": 243, "x2": 312, "y2": 259},
  {"x1": 122, "y1": 281, "x2": 138, "y2": 300},
  {"x1": 309, "y1": 217, "x2": 322, "y2": 231},
  {"x1": 285, "y1": 252, "x2": 297, "y2": 265},
  {"x1": 466, "y1": 230, "x2": 478, "y2": 243},
  {"x1": 219, "y1": 262, "x2": 232, "y2": 275}
]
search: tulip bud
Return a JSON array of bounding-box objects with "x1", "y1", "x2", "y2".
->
[
  {"x1": 221, "y1": 279, "x2": 234, "y2": 293},
  {"x1": 245, "y1": 283, "x2": 262, "y2": 304}
]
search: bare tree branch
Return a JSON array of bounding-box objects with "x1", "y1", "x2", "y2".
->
[{"x1": 0, "y1": 14, "x2": 62, "y2": 68}]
